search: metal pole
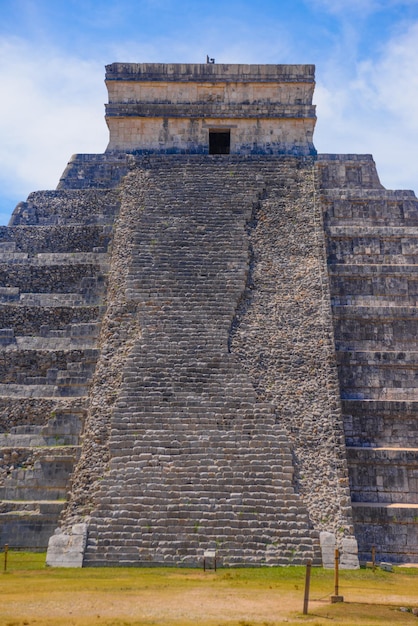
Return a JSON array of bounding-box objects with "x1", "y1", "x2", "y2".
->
[
  {"x1": 4, "y1": 544, "x2": 8, "y2": 573},
  {"x1": 303, "y1": 559, "x2": 312, "y2": 615}
]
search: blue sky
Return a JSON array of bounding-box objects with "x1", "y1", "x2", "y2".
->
[{"x1": 1, "y1": 0, "x2": 418, "y2": 224}]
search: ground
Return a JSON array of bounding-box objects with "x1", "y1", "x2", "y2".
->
[{"x1": 1, "y1": 553, "x2": 418, "y2": 625}]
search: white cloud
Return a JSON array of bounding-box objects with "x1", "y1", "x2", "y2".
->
[
  {"x1": 2, "y1": 11, "x2": 418, "y2": 226},
  {"x1": 0, "y1": 37, "x2": 108, "y2": 222},
  {"x1": 0, "y1": 27, "x2": 290, "y2": 223},
  {"x1": 357, "y1": 22, "x2": 418, "y2": 128},
  {"x1": 314, "y1": 20, "x2": 418, "y2": 192}
]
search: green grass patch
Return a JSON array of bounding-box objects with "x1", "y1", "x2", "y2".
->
[
  {"x1": 1, "y1": 550, "x2": 46, "y2": 571},
  {"x1": 1, "y1": 554, "x2": 418, "y2": 625}
]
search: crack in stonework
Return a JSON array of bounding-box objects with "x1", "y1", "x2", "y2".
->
[{"x1": 227, "y1": 192, "x2": 263, "y2": 358}]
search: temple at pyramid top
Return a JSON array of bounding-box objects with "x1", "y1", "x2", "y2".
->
[{"x1": 104, "y1": 62, "x2": 316, "y2": 156}]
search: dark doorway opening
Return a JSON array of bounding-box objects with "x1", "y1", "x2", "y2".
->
[{"x1": 209, "y1": 130, "x2": 230, "y2": 154}]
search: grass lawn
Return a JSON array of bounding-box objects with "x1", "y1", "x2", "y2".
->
[{"x1": 1, "y1": 552, "x2": 418, "y2": 625}]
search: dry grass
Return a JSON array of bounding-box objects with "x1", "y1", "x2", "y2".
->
[{"x1": 1, "y1": 553, "x2": 418, "y2": 625}]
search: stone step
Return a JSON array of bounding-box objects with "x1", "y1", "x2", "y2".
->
[
  {"x1": 34, "y1": 252, "x2": 109, "y2": 265},
  {"x1": 337, "y1": 351, "x2": 418, "y2": 365},
  {"x1": 0, "y1": 292, "x2": 102, "y2": 306},
  {"x1": 34, "y1": 252, "x2": 109, "y2": 266},
  {"x1": 0, "y1": 304, "x2": 103, "y2": 335},
  {"x1": 9, "y1": 189, "x2": 119, "y2": 226},
  {"x1": 0, "y1": 396, "x2": 86, "y2": 430},
  {"x1": 328, "y1": 226, "x2": 418, "y2": 236},
  {"x1": 352, "y1": 501, "x2": 418, "y2": 508},
  {"x1": 327, "y1": 192, "x2": 411, "y2": 205},
  {"x1": 329, "y1": 254, "x2": 418, "y2": 265},
  {"x1": 2, "y1": 336, "x2": 97, "y2": 351},
  {"x1": 57, "y1": 152, "x2": 131, "y2": 190},
  {"x1": 0, "y1": 349, "x2": 98, "y2": 386},
  {"x1": 329, "y1": 263, "x2": 418, "y2": 276},
  {"x1": 341, "y1": 390, "x2": 418, "y2": 401},
  {"x1": 0, "y1": 383, "x2": 88, "y2": 398},
  {"x1": 342, "y1": 398, "x2": 418, "y2": 447},
  {"x1": 337, "y1": 355, "x2": 418, "y2": 388},
  {"x1": 351, "y1": 502, "x2": 418, "y2": 563},
  {"x1": 0, "y1": 412, "x2": 83, "y2": 447},
  {"x1": 337, "y1": 340, "x2": 418, "y2": 351},
  {"x1": 0, "y1": 499, "x2": 66, "y2": 514},
  {"x1": 322, "y1": 186, "x2": 415, "y2": 198},
  {"x1": 0, "y1": 264, "x2": 106, "y2": 295},
  {"x1": 334, "y1": 321, "x2": 418, "y2": 350},
  {"x1": 0, "y1": 252, "x2": 29, "y2": 261},
  {"x1": 0, "y1": 225, "x2": 112, "y2": 255},
  {"x1": 333, "y1": 295, "x2": 418, "y2": 306},
  {"x1": 338, "y1": 368, "x2": 418, "y2": 392},
  {"x1": 0, "y1": 445, "x2": 80, "y2": 500},
  {"x1": 84, "y1": 514, "x2": 320, "y2": 566},
  {"x1": 0, "y1": 326, "x2": 99, "y2": 349},
  {"x1": 0, "y1": 499, "x2": 67, "y2": 549},
  {"x1": 327, "y1": 218, "x2": 418, "y2": 227},
  {"x1": 79, "y1": 157, "x2": 327, "y2": 567},
  {"x1": 347, "y1": 446, "x2": 418, "y2": 504}
]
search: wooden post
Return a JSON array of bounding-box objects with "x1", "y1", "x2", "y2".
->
[
  {"x1": 334, "y1": 548, "x2": 339, "y2": 597},
  {"x1": 3, "y1": 544, "x2": 8, "y2": 573},
  {"x1": 331, "y1": 548, "x2": 344, "y2": 603},
  {"x1": 371, "y1": 545, "x2": 376, "y2": 571},
  {"x1": 303, "y1": 559, "x2": 312, "y2": 615}
]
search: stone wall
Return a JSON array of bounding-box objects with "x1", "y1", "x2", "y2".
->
[
  {"x1": 104, "y1": 63, "x2": 316, "y2": 156},
  {"x1": 106, "y1": 80, "x2": 314, "y2": 106},
  {"x1": 0, "y1": 184, "x2": 120, "y2": 548},
  {"x1": 105, "y1": 116, "x2": 316, "y2": 156},
  {"x1": 4, "y1": 144, "x2": 417, "y2": 566},
  {"x1": 47, "y1": 155, "x2": 356, "y2": 568},
  {"x1": 7, "y1": 61, "x2": 418, "y2": 566},
  {"x1": 319, "y1": 153, "x2": 418, "y2": 563},
  {"x1": 229, "y1": 158, "x2": 353, "y2": 538}
]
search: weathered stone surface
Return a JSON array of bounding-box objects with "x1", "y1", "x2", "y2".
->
[
  {"x1": 66, "y1": 157, "x2": 342, "y2": 567},
  {"x1": 320, "y1": 531, "x2": 336, "y2": 569},
  {"x1": 105, "y1": 63, "x2": 316, "y2": 156},
  {"x1": 319, "y1": 153, "x2": 418, "y2": 563},
  {"x1": 46, "y1": 523, "x2": 87, "y2": 567},
  {"x1": 340, "y1": 536, "x2": 359, "y2": 569},
  {"x1": 0, "y1": 184, "x2": 119, "y2": 548},
  {"x1": 3, "y1": 62, "x2": 418, "y2": 567}
]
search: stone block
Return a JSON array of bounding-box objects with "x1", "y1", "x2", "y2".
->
[
  {"x1": 46, "y1": 523, "x2": 88, "y2": 567},
  {"x1": 340, "y1": 536, "x2": 360, "y2": 569},
  {"x1": 320, "y1": 531, "x2": 336, "y2": 568}
]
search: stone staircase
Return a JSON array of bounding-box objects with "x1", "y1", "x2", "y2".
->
[
  {"x1": 319, "y1": 154, "x2": 418, "y2": 563},
  {"x1": 78, "y1": 155, "x2": 352, "y2": 567},
  {"x1": 0, "y1": 153, "x2": 359, "y2": 564},
  {"x1": 0, "y1": 187, "x2": 119, "y2": 548}
]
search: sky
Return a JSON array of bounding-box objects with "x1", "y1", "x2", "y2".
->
[{"x1": 1, "y1": 0, "x2": 418, "y2": 224}]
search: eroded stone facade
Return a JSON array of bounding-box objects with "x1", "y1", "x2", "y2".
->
[
  {"x1": 1, "y1": 63, "x2": 417, "y2": 567},
  {"x1": 105, "y1": 63, "x2": 316, "y2": 156}
]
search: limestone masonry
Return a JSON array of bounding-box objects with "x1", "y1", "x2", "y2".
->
[
  {"x1": 105, "y1": 63, "x2": 316, "y2": 156},
  {"x1": 0, "y1": 63, "x2": 417, "y2": 567}
]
